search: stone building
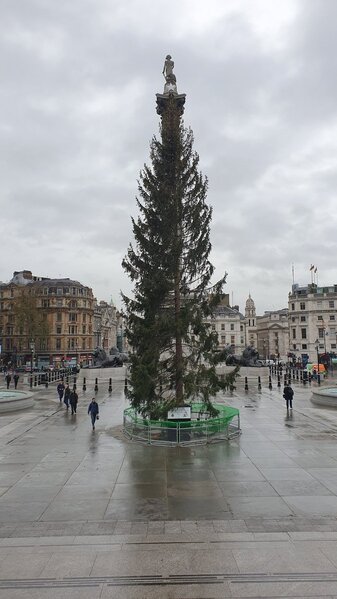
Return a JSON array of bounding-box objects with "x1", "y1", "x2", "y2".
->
[
  {"x1": 0, "y1": 270, "x2": 94, "y2": 367},
  {"x1": 288, "y1": 282, "x2": 337, "y2": 364},
  {"x1": 256, "y1": 308, "x2": 289, "y2": 362},
  {"x1": 93, "y1": 300, "x2": 118, "y2": 351},
  {"x1": 207, "y1": 295, "x2": 245, "y2": 355}
]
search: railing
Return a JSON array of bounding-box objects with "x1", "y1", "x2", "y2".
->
[{"x1": 123, "y1": 402, "x2": 241, "y2": 446}]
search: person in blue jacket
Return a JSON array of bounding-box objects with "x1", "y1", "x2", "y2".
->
[{"x1": 88, "y1": 398, "x2": 99, "y2": 430}]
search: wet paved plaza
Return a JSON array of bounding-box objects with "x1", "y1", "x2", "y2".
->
[{"x1": 1, "y1": 368, "x2": 337, "y2": 597}]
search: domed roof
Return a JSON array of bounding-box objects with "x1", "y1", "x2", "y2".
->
[{"x1": 245, "y1": 293, "x2": 255, "y2": 308}]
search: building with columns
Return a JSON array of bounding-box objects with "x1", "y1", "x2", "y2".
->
[
  {"x1": 288, "y1": 282, "x2": 337, "y2": 364},
  {"x1": 93, "y1": 300, "x2": 118, "y2": 351},
  {"x1": 256, "y1": 308, "x2": 289, "y2": 362}
]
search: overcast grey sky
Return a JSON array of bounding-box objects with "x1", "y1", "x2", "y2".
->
[{"x1": 1, "y1": 0, "x2": 337, "y2": 314}]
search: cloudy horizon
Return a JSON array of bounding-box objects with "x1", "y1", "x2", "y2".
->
[{"x1": 1, "y1": 0, "x2": 337, "y2": 316}]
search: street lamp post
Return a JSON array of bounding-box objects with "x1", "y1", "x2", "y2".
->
[{"x1": 30, "y1": 341, "x2": 35, "y2": 389}]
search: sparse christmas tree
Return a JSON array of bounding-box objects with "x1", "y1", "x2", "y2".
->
[{"x1": 122, "y1": 57, "x2": 238, "y2": 419}]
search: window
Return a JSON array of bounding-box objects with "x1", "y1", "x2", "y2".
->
[
  {"x1": 230, "y1": 335, "x2": 235, "y2": 344},
  {"x1": 56, "y1": 326, "x2": 62, "y2": 335},
  {"x1": 230, "y1": 324, "x2": 234, "y2": 331},
  {"x1": 300, "y1": 316, "x2": 306, "y2": 322},
  {"x1": 221, "y1": 323, "x2": 225, "y2": 330},
  {"x1": 211, "y1": 324, "x2": 215, "y2": 331},
  {"x1": 318, "y1": 315, "x2": 323, "y2": 320},
  {"x1": 330, "y1": 315, "x2": 335, "y2": 321},
  {"x1": 291, "y1": 316, "x2": 296, "y2": 322},
  {"x1": 56, "y1": 299, "x2": 63, "y2": 307},
  {"x1": 68, "y1": 338, "x2": 76, "y2": 349},
  {"x1": 302, "y1": 344, "x2": 307, "y2": 349},
  {"x1": 82, "y1": 325, "x2": 86, "y2": 334},
  {"x1": 83, "y1": 314, "x2": 86, "y2": 323},
  {"x1": 329, "y1": 300, "x2": 335, "y2": 308},
  {"x1": 221, "y1": 335, "x2": 226, "y2": 343},
  {"x1": 300, "y1": 302, "x2": 305, "y2": 310},
  {"x1": 301, "y1": 328, "x2": 307, "y2": 339},
  {"x1": 318, "y1": 328, "x2": 325, "y2": 339},
  {"x1": 68, "y1": 325, "x2": 77, "y2": 335},
  {"x1": 332, "y1": 344, "x2": 337, "y2": 349},
  {"x1": 57, "y1": 288, "x2": 62, "y2": 295},
  {"x1": 69, "y1": 313, "x2": 77, "y2": 322},
  {"x1": 291, "y1": 303, "x2": 295, "y2": 310},
  {"x1": 292, "y1": 328, "x2": 296, "y2": 339},
  {"x1": 42, "y1": 299, "x2": 50, "y2": 308},
  {"x1": 57, "y1": 312, "x2": 62, "y2": 322},
  {"x1": 241, "y1": 337, "x2": 244, "y2": 344},
  {"x1": 56, "y1": 338, "x2": 61, "y2": 350},
  {"x1": 69, "y1": 300, "x2": 77, "y2": 309},
  {"x1": 82, "y1": 338, "x2": 86, "y2": 349}
]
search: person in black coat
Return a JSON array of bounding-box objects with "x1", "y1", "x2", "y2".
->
[
  {"x1": 64, "y1": 384, "x2": 71, "y2": 409},
  {"x1": 283, "y1": 384, "x2": 294, "y2": 410},
  {"x1": 57, "y1": 381, "x2": 65, "y2": 402},
  {"x1": 5, "y1": 374, "x2": 11, "y2": 389},
  {"x1": 69, "y1": 389, "x2": 78, "y2": 414},
  {"x1": 13, "y1": 373, "x2": 19, "y2": 389}
]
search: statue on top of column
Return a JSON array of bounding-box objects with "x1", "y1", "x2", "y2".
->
[{"x1": 162, "y1": 54, "x2": 177, "y2": 94}]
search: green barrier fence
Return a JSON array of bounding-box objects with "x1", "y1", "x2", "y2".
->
[{"x1": 123, "y1": 402, "x2": 241, "y2": 446}]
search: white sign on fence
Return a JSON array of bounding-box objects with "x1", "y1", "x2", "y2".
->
[{"x1": 167, "y1": 406, "x2": 191, "y2": 420}]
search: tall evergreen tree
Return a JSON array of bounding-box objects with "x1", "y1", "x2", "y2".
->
[{"x1": 122, "y1": 94, "x2": 237, "y2": 419}]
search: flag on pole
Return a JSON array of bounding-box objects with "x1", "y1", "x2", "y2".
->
[{"x1": 310, "y1": 264, "x2": 315, "y2": 271}]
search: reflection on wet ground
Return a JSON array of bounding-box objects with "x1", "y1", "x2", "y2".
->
[{"x1": 0, "y1": 372, "x2": 337, "y2": 523}]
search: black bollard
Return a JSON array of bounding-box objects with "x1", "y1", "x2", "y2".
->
[
  {"x1": 30, "y1": 375, "x2": 33, "y2": 389},
  {"x1": 34, "y1": 375, "x2": 37, "y2": 387},
  {"x1": 124, "y1": 377, "x2": 128, "y2": 394},
  {"x1": 277, "y1": 374, "x2": 281, "y2": 388},
  {"x1": 317, "y1": 373, "x2": 321, "y2": 385},
  {"x1": 308, "y1": 372, "x2": 312, "y2": 383},
  {"x1": 83, "y1": 377, "x2": 86, "y2": 391},
  {"x1": 296, "y1": 369, "x2": 299, "y2": 380},
  {"x1": 284, "y1": 374, "x2": 287, "y2": 386},
  {"x1": 94, "y1": 377, "x2": 98, "y2": 392},
  {"x1": 269, "y1": 375, "x2": 272, "y2": 390},
  {"x1": 300, "y1": 369, "x2": 303, "y2": 381},
  {"x1": 303, "y1": 371, "x2": 307, "y2": 384},
  {"x1": 66, "y1": 375, "x2": 69, "y2": 384},
  {"x1": 108, "y1": 378, "x2": 112, "y2": 393},
  {"x1": 258, "y1": 376, "x2": 261, "y2": 390},
  {"x1": 45, "y1": 377, "x2": 48, "y2": 388},
  {"x1": 244, "y1": 376, "x2": 248, "y2": 391}
]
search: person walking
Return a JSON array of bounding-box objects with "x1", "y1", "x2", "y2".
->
[
  {"x1": 283, "y1": 383, "x2": 294, "y2": 410},
  {"x1": 69, "y1": 388, "x2": 78, "y2": 415},
  {"x1": 5, "y1": 373, "x2": 11, "y2": 389},
  {"x1": 13, "y1": 373, "x2": 19, "y2": 389},
  {"x1": 57, "y1": 380, "x2": 65, "y2": 403},
  {"x1": 64, "y1": 384, "x2": 71, "y2": 410},
  {"x1": 88, "y1": 398, "x2": 99, "y2": 430}
]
